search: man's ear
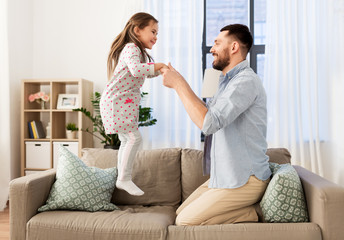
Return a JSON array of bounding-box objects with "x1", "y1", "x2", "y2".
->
[{"x1": 231, "y1": 41, "x2": 240, "y2": 54}]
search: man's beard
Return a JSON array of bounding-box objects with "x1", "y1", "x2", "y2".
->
[{"x1": 212, "y1": 50, "x2": 230, "y2": 71}]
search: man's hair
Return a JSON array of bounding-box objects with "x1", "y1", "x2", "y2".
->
[{"x1": 220, "y1": 24, "x2": 253, "y2": 56}]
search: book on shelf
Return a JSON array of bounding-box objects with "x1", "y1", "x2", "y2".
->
[
  {"x1": 28, "y1": 120, "x2": 46, "y2": 139},
  {"x1": 28, "y1": 122, "x2": 34, "y2": 138},
  {"x1": 34, "y1": 121, "x2": 46, "y2": 138},
  {"x1": 30, "y1": 121, "x2": 38, "y2": 138}
]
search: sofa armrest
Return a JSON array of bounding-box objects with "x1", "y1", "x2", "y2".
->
[
  {"x1": 294, "y1": 165, "x2": 344, "y2": 240},
  {"x1": 9, "y1": 169, "x2": 56, "y2": 240}
]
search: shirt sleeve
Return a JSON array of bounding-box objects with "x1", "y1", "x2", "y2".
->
[
  {"x1": 121, "y1": 44, "x2": 157, "y2": 78},
  {"x1": 201, "y1": 75, "x2": 258, "y2": 135}
]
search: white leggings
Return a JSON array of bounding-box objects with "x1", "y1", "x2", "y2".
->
[{"x1": 117, "y1": 131, "x2": 142, "y2": 181}]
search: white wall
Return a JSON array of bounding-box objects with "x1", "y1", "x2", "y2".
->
[
  {"x1": 31, "y1": 0, "x2": 142, "y2": 93},
  {"x1": 8, "y1": 0, "x2": 34, "y2": 179}
]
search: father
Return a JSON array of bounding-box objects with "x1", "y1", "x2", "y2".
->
[{"x1": 161, "y1": 24, "x2": 271, "y2": 225}]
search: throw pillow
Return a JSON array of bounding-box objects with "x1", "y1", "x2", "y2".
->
[
  {"x1": 260, "y1": 163, "x2": 309, "y2": 222},
  {"x1": 38, "y1": 145, "x2": 119, "y2": 212}
]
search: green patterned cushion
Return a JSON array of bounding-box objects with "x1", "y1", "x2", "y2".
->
[
  {"x1": 260, "y1": 163, "x2": 309, "y2": 222},
  {"x1": 38, "y1": 146, "x2": 119, "y2": 212}
]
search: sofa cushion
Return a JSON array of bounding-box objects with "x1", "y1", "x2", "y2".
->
[
  {"x1": 81, "y1": 148, "x2": 118, "y2": 169},
  {"x1": 266, "y1": 148, "x2": 291, "y2": 164},
  {"x1": 81, "y1": 148, "x2": 182, "y2": 206},
  {"x1": 27, "y1": 206, "x2": 176, "y2": 240},
  {"x1": 260, "y1": 163, "x2": 309, "y2": 222},
  {"x1": 113, "y1": 148, "x2": 182, "y2": 206},
  {"x1": 180, "y1": 149, "x2": 210, "y2": 202},
  {"x1": 167, "y1": 223, "x2": 321, "y2": 240},
  {"x1": 38, "y1": 146, "x2": 119, "y2": 212}
]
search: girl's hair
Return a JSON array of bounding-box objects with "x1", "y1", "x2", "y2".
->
[{"x1": 107, "y1": 12, "x2": 158, "y2": 80}]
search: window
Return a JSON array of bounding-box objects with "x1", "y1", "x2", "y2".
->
[
  {"x1": 202, "y1": 0, "x2": 266, "y2": 80},
  {"x1": 201, "y1": 0, "x2": 266, "y2": 141}
]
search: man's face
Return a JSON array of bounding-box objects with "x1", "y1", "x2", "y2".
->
[{"x1": 210, "y1": 31, "x2": 231, "y2": 71}]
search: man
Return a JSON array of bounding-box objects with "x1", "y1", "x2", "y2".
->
[{"x1": 161, "y1": 24, "x2": 271, "y2": 225}]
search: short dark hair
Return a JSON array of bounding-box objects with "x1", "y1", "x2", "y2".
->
[{"x1": 220, "y1": 24, "x2": 253, "y2": 55}]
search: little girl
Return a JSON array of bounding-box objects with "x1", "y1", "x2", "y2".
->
[{"x1": 100, "y1": 12, "x2": 166, "y2": 196}]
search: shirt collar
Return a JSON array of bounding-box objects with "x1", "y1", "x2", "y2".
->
[{"x1": 219, "y1": 60, "x2": 248, "y2": 82}]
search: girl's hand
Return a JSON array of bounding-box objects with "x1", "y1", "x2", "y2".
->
[{"x1": 154, "y1": 63, "x2": 168, "y2": 72}]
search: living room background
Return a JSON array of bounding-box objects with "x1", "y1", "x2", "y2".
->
[{"x1": 1, "y1": 0, "x2": 344, "y2": 211}]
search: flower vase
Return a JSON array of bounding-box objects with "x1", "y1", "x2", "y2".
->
[{"x1": 40, "y1": 101, "x2": 45, "y2": 110}]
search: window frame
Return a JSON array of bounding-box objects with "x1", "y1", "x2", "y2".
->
[
  {"x1": 202, "y1": 0, "x2": 265, "y2": 74},
  {"x1": 201, "y1": 0, "x2": 265, "y2": 142}
]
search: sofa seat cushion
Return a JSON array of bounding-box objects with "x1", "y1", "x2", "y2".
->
[
  {"x1": 27, "y1": 205, "x2": 176, "y2": 240},
  {"x1": 167, "y1": 223, "x2": 321, "y2": 240}
]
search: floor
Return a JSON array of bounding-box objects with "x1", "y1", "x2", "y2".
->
[{"x1": 0, "y1": 206, "x2": 9, "y2": 240}]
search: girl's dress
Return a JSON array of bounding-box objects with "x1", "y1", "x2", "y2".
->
[
  {"x1": 100, "y1": 43, "x2": 159, "y2": 195},
  {"x1": 100, "y1": 43, "x2": 158, "y2": 134}
]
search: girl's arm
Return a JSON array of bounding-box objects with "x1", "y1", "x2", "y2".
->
[
  {"x1": 121, "y1": 43, "x2": 164, "y2": 78},
  {"x1": 147, "y1": 63, "x2": 168, "y2": 78}
]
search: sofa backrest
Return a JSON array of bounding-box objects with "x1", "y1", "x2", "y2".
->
[
  {"x1": 180, "y1": 148, "x2": 292, "y2": 202},
  {"x1": 81, "y1": 147, "x2": 182, "y2": 207},
  {"x1": 81, "y1": 147, "x2": 292, "y2": 206}
]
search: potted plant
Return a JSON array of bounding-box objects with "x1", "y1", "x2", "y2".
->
[
  {"x1": 66, "y1": 122, "x2": 79, "y2": 139},
  {"x1": 73, "y1": 92, "x2": 157, "y2": 149}
]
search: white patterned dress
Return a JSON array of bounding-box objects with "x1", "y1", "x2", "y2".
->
[{"x1": 100, "y1": 43, "x2": 159, "y2": 134}]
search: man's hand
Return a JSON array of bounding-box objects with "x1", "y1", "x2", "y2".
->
[
  {"x1": 161, "y1": 63, "x2": 185, "y2": 89},
  {"x1": 160, "y1": 63, "x2": 207, "y2": 130}
]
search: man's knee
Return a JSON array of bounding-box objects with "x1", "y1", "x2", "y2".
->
[{"x1": 175, "y1": 212, "x2": 199, "y2": 226}]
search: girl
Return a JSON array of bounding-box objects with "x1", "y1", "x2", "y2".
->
[{"x1": 100, "y1": 12, "x2": 166, "y2": 196}]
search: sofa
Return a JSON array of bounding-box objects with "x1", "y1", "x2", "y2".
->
[{"x1": 9, "y1": 148, "x2": 344, "y2": 240}]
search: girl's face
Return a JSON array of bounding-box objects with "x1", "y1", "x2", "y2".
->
[{"x1": 135, "y1": 20, "x2": 158, "y2": 49}]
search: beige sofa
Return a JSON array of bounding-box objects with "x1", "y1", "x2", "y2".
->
[{"x1": 9, "y1": 148, "x2": 344, "y2": 240}]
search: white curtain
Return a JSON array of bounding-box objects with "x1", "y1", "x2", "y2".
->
[
  {"x1": 264, "y1": 0, "x2": 344, "y2": 180},
  {"x1": 141, "y1": 0, "x2": 203, "y2": 149},
  {"x1": 0, "y1": 0, "x2": 11, "y2": 211}
]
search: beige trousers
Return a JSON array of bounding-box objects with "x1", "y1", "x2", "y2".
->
[{"x1": 176, "y1": 176, "x2": 269, "y2": 226}]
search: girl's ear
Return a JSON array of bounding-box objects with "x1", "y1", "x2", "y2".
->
[{"x1": 134, "y1": 26, "x2": 140, "y2": 36}]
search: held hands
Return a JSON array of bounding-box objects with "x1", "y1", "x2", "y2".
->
[
  {"x1": 161, "y1": 63, "x2": 184, "y2": 89},
  {"x1": 154, "y1": 63, "x2": 168, "y2": 72}
]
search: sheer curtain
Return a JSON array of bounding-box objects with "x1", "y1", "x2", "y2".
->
[
  {"x1": 142, "y1": 0, "x2": 203, "y2": 149},
  {"x1": 0, "y1": 0, "x2": 11, "y2": 211},
  {"x1": 264, "y1": 0, "x2": 343, "y2": 178}
]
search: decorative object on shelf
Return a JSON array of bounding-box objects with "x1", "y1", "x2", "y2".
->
[
  {"x1": 46, "y1": 122, "x2": 51, "y2": 138},
  {"x1": 66, "y1": 122, "x2": 79, "y2": 139},
  {"x1": 28, "y1": 91, "x2": 50, "y2": 109},
  {"x1": 74, "y1": 92, "x2": 157, "y2": 149},
  {"x1": 57, "y1": 94, "x2": 79, "y2": 110}
]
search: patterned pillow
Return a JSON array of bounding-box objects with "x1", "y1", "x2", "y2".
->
[
  {"x1": 38, "y1": 146, "x2": 119, "y2": 212},
  {"x1": 260, "y1": 163, "x2": 309, "y2": 222}
]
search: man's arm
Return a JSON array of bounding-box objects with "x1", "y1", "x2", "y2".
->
[{"x1": 161, "y1": 63, "x2": 207, "y2": 129}]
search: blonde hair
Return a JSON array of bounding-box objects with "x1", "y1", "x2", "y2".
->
[{"x1": 107, "y1": 12, "x2": 158, "y2": 80}]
